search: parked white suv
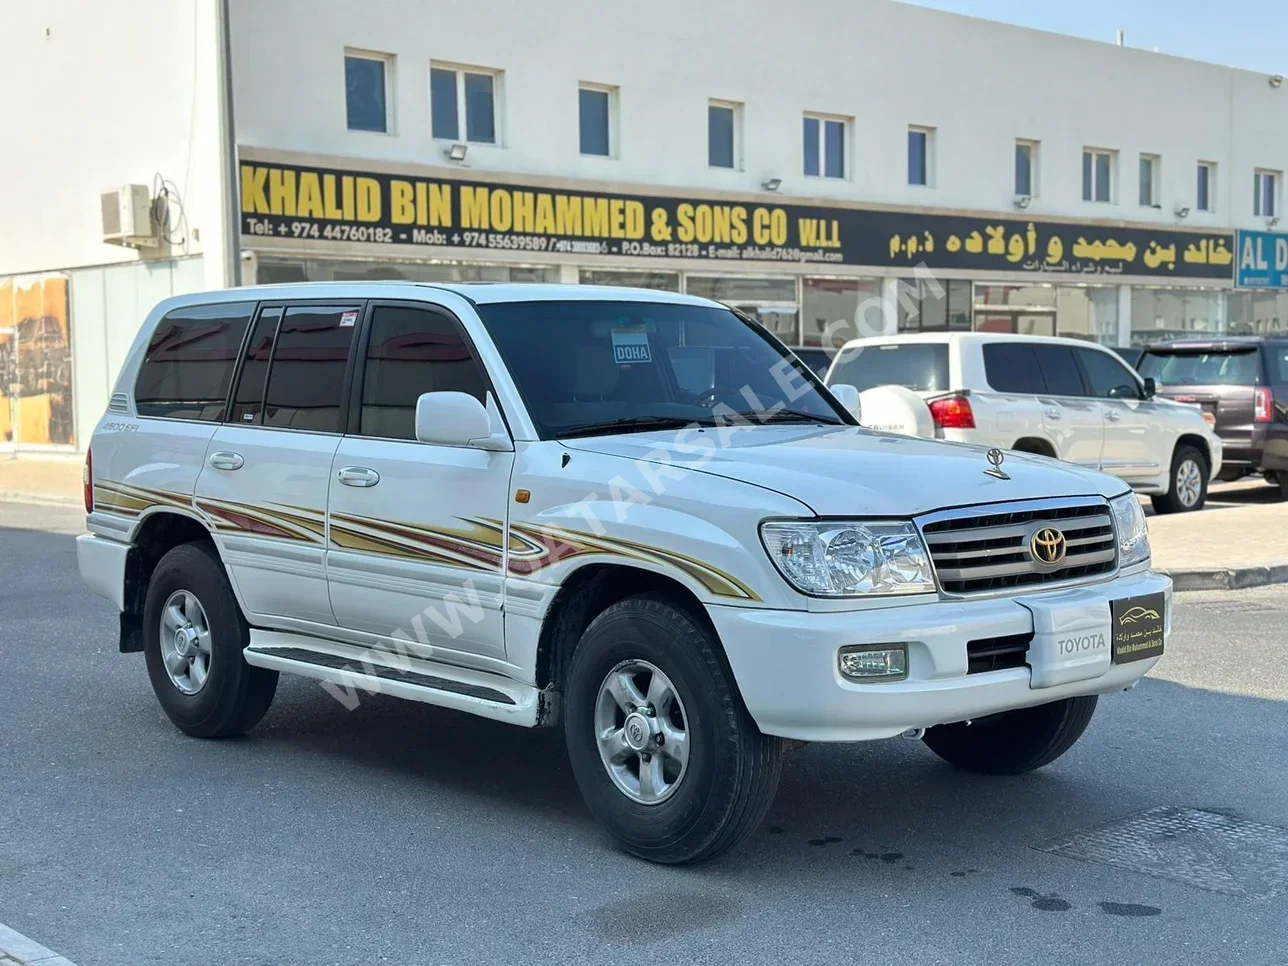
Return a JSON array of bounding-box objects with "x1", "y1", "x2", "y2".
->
[
  {"x1": 78, "y1": 284, "x2": 1169, "y2": 863},
  {"x1": 825, "y1": 333, "x2": 1223, "y2": 513}
]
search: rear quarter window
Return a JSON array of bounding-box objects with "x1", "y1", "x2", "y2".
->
[
  {"x1": 828, "y1": 343, "x2": 950, "y2": 392},
  {"x1": 982, "y1": 343, "x2": 1044, "y2": 394},
  {"x1": 134, "y1": 302, "x2": 256, "y2": 420}
]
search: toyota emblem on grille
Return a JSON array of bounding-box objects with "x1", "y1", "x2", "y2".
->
[{"x1": 1030, "y1": 527, "x2": 1067, "y2": 565}]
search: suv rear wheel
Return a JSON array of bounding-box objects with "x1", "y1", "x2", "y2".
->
[
  {"x1": 1151, "y1": 444, "x2": 1208, "y2": 514},
  {"x1": 142, "y1": 543, "x2": 278, "y2": 738},
  {"x1": 563, "y1": 595, "x2": 783, "y2": 864},
  {"x1": 923, "y1": 696, "x2": 1098, "y2": 774}
]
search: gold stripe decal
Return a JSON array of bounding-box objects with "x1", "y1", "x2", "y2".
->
[{"x1": 95, "y1": 481, "x2": 757, "y2": 601}]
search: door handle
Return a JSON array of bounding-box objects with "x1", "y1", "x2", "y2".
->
[
  {"x1": 1043, "y1": 409, "x2": 1062, "y2": 420},
  {"x1": 1103, "y1": 409, "x2": 1121, "y2": 422},
  {"x1": 337, "y1": 466, "x2": 380, "y2": 488},
  {"x1": 208, "y1": 451, "x2": 244, "y2": 471}
]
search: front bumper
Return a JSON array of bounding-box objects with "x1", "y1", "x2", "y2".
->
[{"x1": 709, "y1": 569, "x2": 1171, "y2": 742}]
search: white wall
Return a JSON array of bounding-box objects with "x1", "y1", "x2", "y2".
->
[
  {"x1": 0, "y1": 0, "x2": 229, "y2": 285},
  {"x1": 230, "y1": 0, "x2": 1288, "y2": 231},
  {"x1": 68, "y1": 257, "x2": 206, "y2": 447}
]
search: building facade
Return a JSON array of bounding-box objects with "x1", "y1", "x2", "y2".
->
[{"x1": 3, "y1": 0, "x2": 1288, "y2": 451}]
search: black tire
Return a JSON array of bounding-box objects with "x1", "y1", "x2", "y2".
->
[
  {"x1": 1151, "y1": 444, "x2": 1208, "y2": 514},
  {"x1": 1273, "y1": 473, "x2": 1288, "y2": 501},
  {"x1": 563, "y1": 595, "x2": 783, "y2": 864},
  {"x1": 922, "y1": 695, "x2": 1097, "y2": 775},
  {"x1": 142, "y1": 542, "x2": 278, "y2": 738}
]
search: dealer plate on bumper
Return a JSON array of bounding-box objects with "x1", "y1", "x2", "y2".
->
[
  {"x1": 1018, "y1": 589, "x2": 1113, "y2": 689},
  {"x1": 1110, "y1": 592, "x2": 1166, "y2": 664}
]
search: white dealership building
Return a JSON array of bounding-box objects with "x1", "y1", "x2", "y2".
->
[{"x1": 2, "y1": 0, "x2": 1287, "y2": 451}]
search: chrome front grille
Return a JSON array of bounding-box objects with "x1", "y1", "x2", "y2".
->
[{"x1": 919, "y1": 498, "x2": 1117, "y2": 595}]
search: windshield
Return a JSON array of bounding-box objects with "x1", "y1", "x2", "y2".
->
[
  {"x1": 1137, "y1": 349, "x2": 1260, "y2": 386},
  {"x1": 474, "y1": 300, "x2": 847, "y2": 438},
  {"x1": 826, "y1": 343, "x2": 950, "y2": 392}
]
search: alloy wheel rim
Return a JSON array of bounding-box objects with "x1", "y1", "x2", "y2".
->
[
  {"x1": 1176, "y1": 459, "x2": 1202, "y2": 507},
  {"x1": 159, "y1": 589, "x2": 213, "y2": 695},
  {"x1": 594, "y1": 660, "x2": 690, "y2": 805}
]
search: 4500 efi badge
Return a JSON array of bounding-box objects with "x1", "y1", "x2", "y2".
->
[{"x1": 77, "y1": 283, "x2": 1170, "y2": 864}]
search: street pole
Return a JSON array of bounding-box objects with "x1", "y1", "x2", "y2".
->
[{"x1": 215, "y1": 0, "x2": 241, "y2": 286}]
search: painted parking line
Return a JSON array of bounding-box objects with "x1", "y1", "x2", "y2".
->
[{"x1": 0, "y1": 923, "x2": 79, "y2": 966}]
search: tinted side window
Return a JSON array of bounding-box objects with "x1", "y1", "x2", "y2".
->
[
  {"x1": 1268, "y1": 343, "x2": 1288, "y2": 385},
  {"x1": 261, "y1": 305, "x2": 359, "y2": 432},
  {"x1": 229, "y1": 307, "x2": 282, "y2": 425},
  {"x1": 1032, "y1": 344, "x2": 1085, "y2": 396},
  {"x1": 134, "y1": 303, "x2": 255, "y2": 420},
  {"x1": 359, "y1": 304, "x2": 488, "y2": 440},
  {"x1": 1077, "y1": 348, "x2": 1140, "y2": 399},
  {"x1": 982, "y1": 343, "x2": 1044, "y2": 394}
]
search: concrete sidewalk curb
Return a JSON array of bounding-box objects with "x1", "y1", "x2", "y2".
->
[
  {"x1": 0, "y1": 922, "x2": 79, "y2": 965},
  {"x1": 0, "y1": 492, "x2": 82, "y2": 509},
  {"x1": 1164, "y1": 562, "x2": 1288, "y2": 592}
]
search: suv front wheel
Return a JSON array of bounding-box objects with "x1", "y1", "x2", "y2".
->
[
  {"x1": 142, "y1": 542, "x2": 278, "y2": 738},
  {"x1": 563, "y1": 595, "x2": 783, "y2": 864}
]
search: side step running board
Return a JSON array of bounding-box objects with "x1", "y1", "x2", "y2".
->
[{"x1": 244, "y1": 630, "x2": 543, "y2": 727}]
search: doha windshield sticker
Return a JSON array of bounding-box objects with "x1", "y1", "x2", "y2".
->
[{"x1": 611, "y1": 326, "x2": 651, "y2": 364}]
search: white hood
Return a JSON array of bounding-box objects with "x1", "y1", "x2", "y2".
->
[{"x1": 562, "y1": 425, "x2": 1125, "y2": 517}]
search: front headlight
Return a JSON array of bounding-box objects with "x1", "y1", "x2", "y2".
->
[
  {"x1": 760, "y1": 520, "x2": 935, "y2": 597},
  {"x1": 1110, "y1": 492, "x2": 1151, "y2": 567}
]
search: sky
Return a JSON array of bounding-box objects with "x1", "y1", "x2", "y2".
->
[{"x1": 900, "y1": 0, "x2": 1288, "y2": 74}]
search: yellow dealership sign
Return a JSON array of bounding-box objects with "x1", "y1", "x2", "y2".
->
[{"x1": 239, "y1": 152, "x2": 1234, "y2": 279}]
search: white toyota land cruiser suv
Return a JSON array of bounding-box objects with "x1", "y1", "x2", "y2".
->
[
  {"x1": 825, "y1": 333, "x2": 1223, "y2": 514},
  {"x1": 78, "y1": 284, "x2": 1169, "y2": 864}
]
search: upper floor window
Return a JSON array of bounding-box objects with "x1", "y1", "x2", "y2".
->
[
  {"x1": 431, "y1": 63, "x2": 501, "y2": 144},
  {"x1": 1082, "y1": 148, "x2": 1116, "y2": 203},
  {"x1": 708, "y1": 99, "x2": 742, "y2": 169},
  {"x1": 1197, "y1": 161, "x2": 1216, "y2": 213},
  {"x1": 1139, "y1": 154, "x2": 1160, "y2": 207},
  {"x1": 908, "y1": 126, "x2": 935, "y2": 187},
  {"x1": 1015, "y1": 139, "x2": 1039, "y2": 197},
  {"x1": 804, "y1": 113, "x2": 847, "y2": 179},
  {"x1": 1255, "y1": 169, "x2": 1280, "y2": 218},
  {"x1": 134, "y1": 303, "x2": 256, "y2": 421},
  {"x1": 344, "y1": 51, "x2": 392, "y2": 134},
  {"x1": 578, "y1": 84, "x2": 616, "y2": 158}
]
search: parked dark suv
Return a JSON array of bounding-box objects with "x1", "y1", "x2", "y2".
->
[{"x1": 1137, "y1": 337, "x2": 1288, "y2": 497}]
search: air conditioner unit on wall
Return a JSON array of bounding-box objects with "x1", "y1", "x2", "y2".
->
[{"x1": 101, "y1": 184, "x2": 159, "y2": 247}]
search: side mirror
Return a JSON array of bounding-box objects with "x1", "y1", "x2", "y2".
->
[
  {"x1": 415, "y1": 391, "x2": 493, "y2": 447},
  {"x1": 830, "y1": 383, "x2": 862, "y2": 424},
  {"x1": 1142, "y1": 377, "x2": 1156, "y2": 399}
]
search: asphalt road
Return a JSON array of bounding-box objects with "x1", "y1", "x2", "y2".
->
[{"x1": 1, "y1": 502, "x2": 1286, "y2": 966}]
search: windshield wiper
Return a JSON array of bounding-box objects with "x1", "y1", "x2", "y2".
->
[
  {"x1": 557, "y1": 415, "x2": 714, "y2": 439},
  {"x1": 746, "y1": 409, "x2": 844, "y2": 426}
]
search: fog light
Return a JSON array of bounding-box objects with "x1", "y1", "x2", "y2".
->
[{"x1": 838, "y1": 644, "x2": 908, "y2": 682}]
